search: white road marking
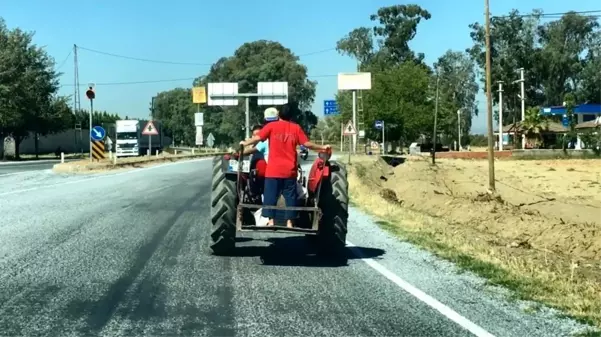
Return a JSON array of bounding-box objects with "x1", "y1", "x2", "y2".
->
[
  {"x1": 347, "y1": 241, "x2": 496, "y2": 337},
  {"x1": 0, "y1": 171, "x2": 37, "y2": 177},
  {"x1": 0, "y1": 157, "x2": 213, "y2": 197},
  {"x1": 0, "y1": 159, "x2": 60, "y2": 166}
]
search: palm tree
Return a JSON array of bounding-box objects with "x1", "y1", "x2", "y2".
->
[{"x1": 520, "y1": 107, "x2": 549, "y2": 148}]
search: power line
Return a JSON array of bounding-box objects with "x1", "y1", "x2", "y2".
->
[
  {"x1": 60, "y1": 74, "x2": 337, "y2": 87},
  {"x1": 55, "y1": 50, "x2": 72, "y2": 70},
  {"x1": 493, "y1": 9, "x2": 601, "y2": 18},
  {"x1": 76, "y1": 45, "x2": 336, "y2": 66}
]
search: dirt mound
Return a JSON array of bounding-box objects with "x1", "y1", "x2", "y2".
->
[
  {"x1": 355, "y1": 156, "x2": 601, "y2": 265},
  {"x1": 349, "y1": 155, "x2": 601, "y2": 326}
]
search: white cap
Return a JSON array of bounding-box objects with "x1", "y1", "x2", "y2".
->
[{"x1": 264, "y1": 107, "x2": 279, "y2": 122}]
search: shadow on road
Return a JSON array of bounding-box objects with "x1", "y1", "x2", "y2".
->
[{"x1": 228, "y1": 236, "x2": 385, "y2": 268}]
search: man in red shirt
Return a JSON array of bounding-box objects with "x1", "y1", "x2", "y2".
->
[{"x1": 239, "y1": 105, "x2": 330, "y2": 228}]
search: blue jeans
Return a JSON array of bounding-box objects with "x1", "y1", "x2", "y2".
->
[{"x1": 262, "y1": 178, "x2": 298, "y2": 220}]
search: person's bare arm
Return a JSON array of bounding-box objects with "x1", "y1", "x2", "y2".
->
[
  {"x1": 242, "y1": 146, "x2": 258, "y2": 155},
  {"x1": 239, "y1": 135, "x2": 262, "y2": 147},
  {"x1": 296, "y1": 125, "x2": 330, "y2": 151},
  {"x1": 302, "y1": 141, "x2": 330, "y2": 152}
]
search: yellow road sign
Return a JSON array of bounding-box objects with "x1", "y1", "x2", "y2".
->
[
  {"x1": 192, "y1": 87, "x2": 207, "y2": 104},
  {"x1": 91, "y1": 140, "x2": 105, "y2": 161}
]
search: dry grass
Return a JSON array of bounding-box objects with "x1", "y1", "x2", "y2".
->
[
  {"x1": 347, "y1": 155, "x2": 601, "y2": 328},
  {"x1": 53, "y1": 152, "x2": 224, "y2": 174}
]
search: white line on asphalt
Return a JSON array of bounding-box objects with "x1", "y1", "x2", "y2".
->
[
  {"x1": 347, "y1": 241, "x2": 496, "y2": 337},
  {"x1": 0, "y1": 159, "x2": 60, "y2": 166},
  {"x1": 0, "y1": 169, "x2": 55, "y2": 177},
  {"x1": 0, "y1": 158, "x2": 213, "y2": 197}
]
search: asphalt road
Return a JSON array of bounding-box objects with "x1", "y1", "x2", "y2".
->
[
  {"x1": 0, "y1": 159, "x2": 78, "y2": 176},
  {"x1": 0, "y1": 157, "x2": 591, "y2": 337}
]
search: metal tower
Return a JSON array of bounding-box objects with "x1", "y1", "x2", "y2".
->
[
  {"x1": 73, "y1": 44, "x2": 81, "y2": 112},
  {"x1": 356, "y1": 62, "x2": 365, "y2": 152}
]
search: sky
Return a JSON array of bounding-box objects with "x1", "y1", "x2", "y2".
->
[{"x1": 2, "y1": 0, "x2": 600, "y2": 134}]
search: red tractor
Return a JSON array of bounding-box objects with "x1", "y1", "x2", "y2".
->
[{"x1": 209, "y1": 147, "x2": 348, "y2": 257}]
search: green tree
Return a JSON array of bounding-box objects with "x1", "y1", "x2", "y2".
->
[
  {"x1": 151, "y1": 88, "x2": 195, "y2": 145},
  {"x1": 521, "y1": 107, "x2": 549, "y2": 148},
  {"x1": 0, "y1": 18, "x2": 64, "y2": 158},
  {"x1": 336, "y1": 27, "x2": 375, "y2": 65},
  {"x1": 467, "y1": 9, "x2": 542, "y2": 123},
  {"x1": 435, "y1": 50, "x2": 479, "y2": 142},
  {"x1": 370, "y1": 4, "x2": 432, "y2": 64},
  {"x1": 187, "y1": 40, "x2": 318, "y2": 145},
  {"x1": 578, "y1": 44, "x2": 601, "y2": 103},
  {"x1": 335, "y1": 4, "x2": 434, "y2": 149},
  {"x1": 537, "y1": 12, "x2": 600, "y2": 105},
  {"x1": 72, "y1": 109, "x2": 122, "y2": 129},
  {"x1": 467, "y1": 10, "x2": 601, "y2": 116}
]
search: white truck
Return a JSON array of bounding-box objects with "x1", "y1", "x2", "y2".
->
[{"x1": 115, "y1": 120, "x2": 140, "y2": 157}]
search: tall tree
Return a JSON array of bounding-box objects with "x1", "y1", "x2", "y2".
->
[
  {"x1": 370, "y1": 4, "x2": 432, "y2": 64},
  {"x1": 193, "y1": 40, "x2": 318, "y2": 144},
  {"x1": 537, "y1": 12, "x2": 601, "y2": 105},
  {"x1": 335, "y1": 4, "x2": 434, "y2": 147},
  {"x1": 467, "y1": 9, "x2": 542, "y2": 124},
  {"x1": 336, "y1": 27, "x2": 375, "y2": 66},
  {"x1": 0, "y1": 19, "x2": 63, "y2": 158},
  {"x1": 435, "y1": 50, "x2": 479, "y2": 140},
  {"x1": 468, "y1": 9, "x2": 601, "y2": 119},
  {"x1": 151, "y1": 88, "x2": 195, "y2": 145}
]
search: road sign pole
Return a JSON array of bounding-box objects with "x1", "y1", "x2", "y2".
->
[
  {"x1": 340, "y1": 122, "x2": 343, "y2": 152},
  {"x1": 85, "y1": 84, "x2": 96, "y2": 162},
  {"x1": 352, "y1": 90, "x2": 357, "y2": 154},
  {"x1": 197, "y1": 103, "x2": 202, "y2": 147},
  {"x1": 245, "y1": 97, "x2": 250, "y2": 139},
  {"x1": 348, "y1": 135, "x2": 351, "y2": 164},
  {"x1": 382, "y1": 121, "x2": 385, "y2": 155},
  {"x1": 89, "y1": 99, "x2": 93, "y2": 162}
]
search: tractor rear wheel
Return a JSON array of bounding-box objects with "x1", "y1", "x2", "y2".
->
[
  {"x1": 317, "y1": 160, "x2": 348, "y2": 258},
  {"x1": 209, "y1": 156, "x2": 237, "y2": 255}
]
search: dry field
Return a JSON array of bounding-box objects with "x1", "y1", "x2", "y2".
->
[
  {"x1": 53, "y1": 151, "x2": 222, "y2": 174},
  {"x1": 347, "y1": 155, "x2": 601, "y2": 327}
]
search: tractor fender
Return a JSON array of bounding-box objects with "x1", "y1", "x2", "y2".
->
[{"x1": 307, "y1": 157, "x2": 330, "y2": 194}]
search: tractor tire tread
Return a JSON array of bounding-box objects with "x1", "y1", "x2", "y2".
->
[
  {"x1": 209, "y1": 156, "x2": 237, "y2": 255},
  {"x1": 317, "y1": 161, "x2": 349, "y2": 257}
]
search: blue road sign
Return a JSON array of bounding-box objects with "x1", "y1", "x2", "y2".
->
[
  {"x1": 90, "y1": 125, "x2": 106, "y2": 141},
  {"x1": 324, "y1": 99, "x2": 339, "y2": 116},
  {"x1": 374, "y1": 120, "x2": 384, "y2": 130},
  {"x1": 561, "y1": 115, "x2": 570, "y2": 127}
]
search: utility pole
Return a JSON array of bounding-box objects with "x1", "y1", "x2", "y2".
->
[
  {"x1": 457, "y1": 109, "x2": 462, "y2": 151},
  {"x1": 352, "y1": 90, "x2": 357, "y2": 154},
  {"x1": 518, "y1": 68, "x2": 526, "y2": 149},
  {"x1": 85, "y1": 85, "x2": 95, "y2": 162},
  {"x1": 484, "y1": 0, "x2": 496, "y2": 192},
  {"x1": 431, "y1": 69, "x2": 440, "y2": 165},
  {"x1": 73, "y1": 44, "x2": 81, "y2": 112},
  {"x1": 357, "y1": 61, "x2": 366, "y2": 154},
  {"x1": 497, "y1": 81, "x2": 504, "y2": 151}
]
